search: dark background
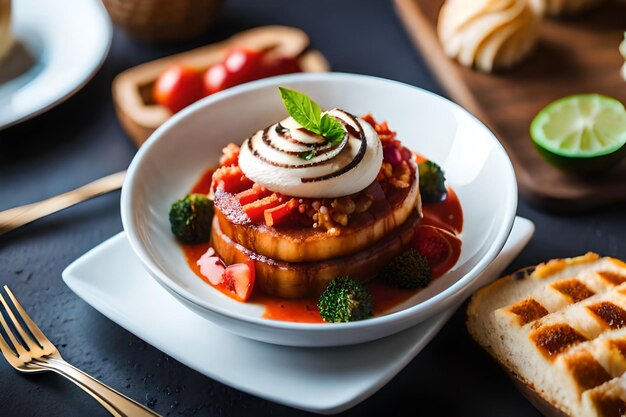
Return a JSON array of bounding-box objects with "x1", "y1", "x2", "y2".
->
[{"x1": 0, "y1": 0, "x2": 624, "y2": 416}]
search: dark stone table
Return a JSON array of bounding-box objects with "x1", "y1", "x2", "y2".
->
[{"x1": 1, "y1": 1, "x2": 624, "y2": 416}]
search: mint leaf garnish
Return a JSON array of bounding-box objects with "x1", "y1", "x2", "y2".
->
[
  {"x1": 320, "y1": 114, "x2": 346, "y2": 144},
  {"x1": 278, "y1": 87, "x2": 345, "y2": 143},
  {"x1": 279, "y1": 87, "x2": 322, "y2": 134}
]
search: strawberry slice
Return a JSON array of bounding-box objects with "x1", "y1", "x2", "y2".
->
[
  {"x1": 412, "y1": 225, "x2": 461, "y2": 278},
  {"x1": 196, "y1": 248, "x2": 226, "y2": 285},
  {"x1": 264, "y1": 198, "x2": 298, "y2": 227},
  {"x1": 222, "y1": 259, "x2": 255, "y2": 301},
  {"x1": 242, "y1": 194, "x2": 283, "y2": 223}
]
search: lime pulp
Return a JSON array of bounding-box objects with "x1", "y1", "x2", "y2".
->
[{"x1": 530, "y1": 94, "x2": 626, "y2": 172}]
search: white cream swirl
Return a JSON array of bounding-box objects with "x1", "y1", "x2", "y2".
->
[{"x1": 238, "y1": 109, "x2": 383, "y2": 198}]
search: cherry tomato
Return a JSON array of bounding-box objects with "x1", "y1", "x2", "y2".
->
[
  {"x1": 263, "y1": 56, "x2": 301, "y2": 77},
  {"x1": 223, "y1": 48, "x2": 265, "y2": 82},
  {"x1": 203, "y1": 48, "x2": 265, "y2": 95},
  {"x1": 153, "y1": 65, "x2": 203, "y2": 113},
  {"x1": 202, "y1": 48, "x2": 302, "y2": 96},
  {"x1": 203, "y1": 63, "x2": 229, "y2": 96}
]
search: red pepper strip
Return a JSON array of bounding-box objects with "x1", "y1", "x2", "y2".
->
[
  {"x1": 236, "y1": 184, "x2": 270, "y2": 206},
  {"x1": 264, "y1": 198, "x2": 298, "y2": 227},
  {"x1": 242, "y1": 194, "x2": 283, "y2": 222}
]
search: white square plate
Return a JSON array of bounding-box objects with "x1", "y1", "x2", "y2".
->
[{"x1": 62, "y1": 217, "x2": 533, "y2": 414}]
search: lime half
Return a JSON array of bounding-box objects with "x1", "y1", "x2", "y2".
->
[{"x1": 530, "y1": 94, "x2": 626, "y2": 172}]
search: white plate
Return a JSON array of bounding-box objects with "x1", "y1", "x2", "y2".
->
[
  {"x1": 63, "y1": 218, "x2": 533, "y2": 414},
  {"x1": 121, "y1": 73, "x2": 518, "y2": 347},
  {"x1": 0, "y1": 0, "x2": 112, "y2": 129}
]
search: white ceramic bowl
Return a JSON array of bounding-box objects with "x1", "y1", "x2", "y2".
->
[{"x1": 121, "y1": 73, "x2": 517, "y2": 347}]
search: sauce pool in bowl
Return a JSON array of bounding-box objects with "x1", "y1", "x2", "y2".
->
[{"x1": 181, "y1": 161, "x2": 463, "y2": 323}]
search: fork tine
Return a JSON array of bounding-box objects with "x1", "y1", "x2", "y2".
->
[
  {"x1": 3, "y1": 286, "x2": 54, "y2": 351},
  {"x1": 0, "y1": 303, "x2": 28, "y2": 357},
  {"x1": 0, "y1": 327, "x2": 23, "y2": 368},
  {"x1": 0, "y1": 290, "x2": 41, "y2": 352}
]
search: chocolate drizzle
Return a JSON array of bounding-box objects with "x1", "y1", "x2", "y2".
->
[
  {"x1": 261, "y1": 128, "x2": 336, "y2": 156},
  {"x1": 302, "y1": 110, "x2": 367, "y2": 183},
  {"x1": 275, "y1": 123, "x2": 288, "y2": 134}
]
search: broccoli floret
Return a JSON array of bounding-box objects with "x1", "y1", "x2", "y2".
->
[
  {"x1": 379, "y1": 249, "x2": 431, "y2": 289},
  {"x1": 318, "y1": 276, "x2": 374, "y2": 323},
  {"x1": 418, "y1": 160, "x2": 447, "y2": 203},
  {"x1": 169, "y1": 194, "x2": 214, "y2": 243}
]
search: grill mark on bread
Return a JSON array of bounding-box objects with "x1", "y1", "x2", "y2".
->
[
  {"x1": 512, "y1": 267, "x2": 535, "y2": 281},
  {"x1": 608, "y1": 339, "x2": 626, "y2": 358},
  {"x1": 551, "y1": 278, "x2": 595, "y2": 303},
  {"x1": 530, "y1": 323, "x2": 588, "y2": 360},
  {"x1": 587, "y1": 302, "x2": 626, "y2": 329},
  {"x1": 467, "y1": 253, "x2": 626, "y2": 417},
  {"x1": 597, "y1": 271, "x2": 626, "y2": 286},
  {"x1": 589, "y1": 392, "x2": 626, "y2": 417},
  {"x1": 508, "y1": 298, "x2": 549, "y2": 325},
  {"x1": 564, "y1": 351, "x2": 612, "y2": 393}
]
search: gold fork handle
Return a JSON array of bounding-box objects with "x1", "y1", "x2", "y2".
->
[
  {"x1": 0, "y1": 171, "x2": 126, "y2": 236},
  {"x1": 39, "y1": 357, "x2": 160, "y2": 417}
]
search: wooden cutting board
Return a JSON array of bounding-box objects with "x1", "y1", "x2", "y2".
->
[{"x1": 394, "y1": 0, "x2": 626, "y2": 212}]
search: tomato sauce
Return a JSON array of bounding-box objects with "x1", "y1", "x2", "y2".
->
[
  {"x1": 421, "y1": 188, "x2": 463, "y2": 234},
  {"x1": 182, "y1": 165, "x2": 463, "y2": 324},
  {"x1": 191, "y1": 168, "x2": 215, "y2": 195}
]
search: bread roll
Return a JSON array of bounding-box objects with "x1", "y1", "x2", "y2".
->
[
  {"x1": 529, "y1": 0, "x2": 605, "y2": 16},
  {"x1": 437, "y1": 0, "x2": 540, "y2": 72}
]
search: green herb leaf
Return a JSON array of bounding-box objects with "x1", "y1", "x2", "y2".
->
[
  {"x1": 278, "y1": 87, "x2": 346, "y2": 144},
  {"x1": 279, "y1": 87, "x2": 322, "y2": 135},
  {"x1": 320, "y1": 114, "x2": 346, "y2": 144},
  {"x1": 299, "y1": 151, "x2": 316, "y2": 161}
]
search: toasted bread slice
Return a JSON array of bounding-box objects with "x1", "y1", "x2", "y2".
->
[{"x1": 467, "y1": 253, "x2": 626, "y2": 417}]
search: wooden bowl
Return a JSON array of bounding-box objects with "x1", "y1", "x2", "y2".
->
[
  {"x1": 112, "y1": 26, "x2": 330, "y2": 147},
  {"x1": 102, "y1": 0, "x2": 222, "y2": 43}
]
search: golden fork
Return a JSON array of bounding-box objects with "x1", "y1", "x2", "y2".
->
[
  {"x1": 0, "y1": 285, "x2": 161, "y2": 417},
  {"x1": 0, "y1": 170, "x2": 126, "y2": 237}
]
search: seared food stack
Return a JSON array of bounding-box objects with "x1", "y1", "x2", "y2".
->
[
  {"x1": 468, "y1": 253, "x2": 626, "y2": 417},
  {"x1": 210, "y1": 111, "x2": 422, "y2": 299}
]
